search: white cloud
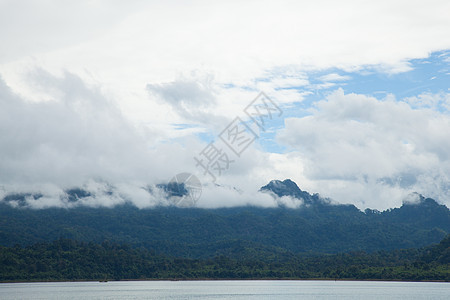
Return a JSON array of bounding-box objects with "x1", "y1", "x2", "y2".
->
[
  {"x1": 146, "y1": 73, "x2": 223, "y2": 127},
  {"x1": 404, "y1": 92, "x2": 450, "y2": 110},
  {"x1": 0, "y1": 71, "x2": 199, "y2": 188},
  {"x1": 0, "y1": 0, "x2": 146, "y2": 63},
  {"x1": 319, "y1": 73, "x2": 351, "y2": 82},
  {"x1": 2, "y1": 0, "x2": 450, "y2": 115},
  {"x1": 197, "y1": 184, "x2": 277, "y2": 208},
  {"x1": 277, "y1": 89, "x2": 450, "y2": 210}
]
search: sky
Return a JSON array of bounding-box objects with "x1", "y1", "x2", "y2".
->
[{"x1": 1, "y1": 0, "x2": 450, "y2": 210}]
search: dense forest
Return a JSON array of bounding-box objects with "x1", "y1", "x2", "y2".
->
[
  {"x1": 0, "y1": 235, "x2": 448, "y2": 282},
  {"x1": 0, "y1": 194, "x2": 448, "y2": 258}
]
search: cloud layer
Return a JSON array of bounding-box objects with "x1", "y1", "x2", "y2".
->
[
  {"x1": 0, "y1": 70, "x2": 295, "y2": 209},
  {"x1": 1, "y1": 1, "x2": 450, "y2": 210},
  {"x1": 0, "y1": 71, "x2": 157, "y2": 186},
  {"x1": 278, "y1": 89, "x2": 450, "y2": 209}
]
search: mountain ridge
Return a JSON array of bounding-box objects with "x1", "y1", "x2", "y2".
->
[
  {"x1": 0, "y1": 179, "x2": 448, "y2": 258},
  {"x1": 3, "y1": 178, "x2": 447, "y2": 211}
]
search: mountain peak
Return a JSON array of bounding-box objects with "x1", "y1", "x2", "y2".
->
[
  {"x1": 266, "y1": 179, "x2": 300, "y2": 191},
  {"x1": 260, "y1": 179, "x2": 316, "y2": 204},
  {"x1": 402, "y1": 192, "x2": 425, "y2": 205},
  {"x1": 402, "y1": 192, "x2": 442, "y2": 208}
]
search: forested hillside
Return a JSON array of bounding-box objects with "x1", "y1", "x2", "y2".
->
[
  {"x1": 0, "y1": 180, "x2": 448, "y2": 258},
  {"x1": 0, "y1": 235, "x2": 448, "y2": 282}
]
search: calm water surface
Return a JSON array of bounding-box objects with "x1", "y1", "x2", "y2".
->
[{"x1": 0, "y1": 280, "x2": 449, "y2": 299}]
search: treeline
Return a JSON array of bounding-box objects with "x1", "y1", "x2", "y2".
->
[{"x1": 1, "y1": 235, "x2": 448, "y2": 282}]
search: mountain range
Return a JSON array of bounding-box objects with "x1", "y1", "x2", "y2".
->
[{"x1": 1, "y1": 179, "x2": 448, "y2": 258}]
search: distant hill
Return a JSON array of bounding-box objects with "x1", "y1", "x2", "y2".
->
[{"x1": 0, "y1": 179, "x2": 448, "y2": 258}]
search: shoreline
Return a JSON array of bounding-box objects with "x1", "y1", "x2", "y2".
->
[{"x1": 1, "y1": 278, "x2": 449, "y2": 284}]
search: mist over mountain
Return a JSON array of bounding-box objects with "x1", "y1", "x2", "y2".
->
[
  {"x1": 3, "y1": 177, "x2": 447, "y2": 211},
  {"x1": 260, "y1": 179, "x2": 330, "y2": 206},
  {"x1": 1, "y1": 179, "x2": 448, "y2": 258}
]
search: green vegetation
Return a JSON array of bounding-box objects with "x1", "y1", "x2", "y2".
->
[
  {"x1": 1, "y1": 188, "x2": 448, "y2": 282},
  {"x1": 0, "y1": 199, "x2": 448, "y2": 258},
  {"x1": 1, "y1": 235, "x2": 448, "y2": 282}
]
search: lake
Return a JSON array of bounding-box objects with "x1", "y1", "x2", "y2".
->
[{"x1": 0, "y1": 280, "x2": 448, "y2": 299}]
